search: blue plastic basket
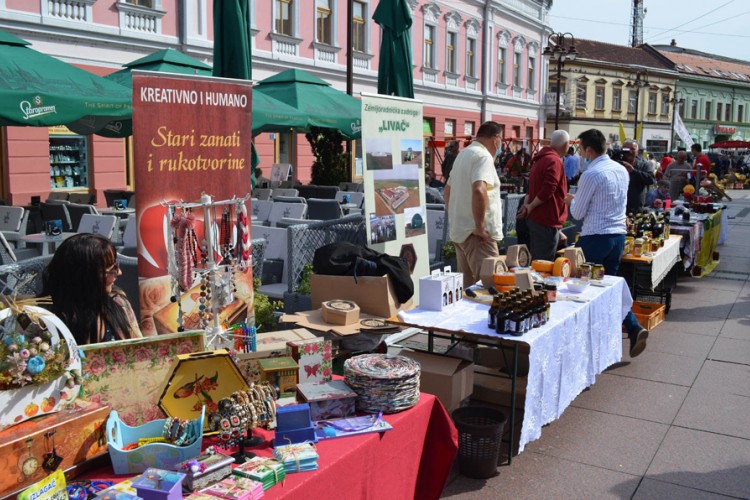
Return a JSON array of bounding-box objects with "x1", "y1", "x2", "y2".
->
[{"x1": 106, "y1": 407, "x2": 205, "y2": 474}]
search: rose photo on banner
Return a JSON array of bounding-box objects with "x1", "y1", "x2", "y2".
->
[
  {"x1": 361, "y1": 93, "x2": 430, "y2": 304},
  {"x1": 132, "y1": 72, "x2": 253, "y2": 336}
]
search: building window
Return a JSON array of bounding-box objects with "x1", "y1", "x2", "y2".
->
[
  {"x1": 612, "y1": 88, "x2": 622, "y2": 111},
  {"x1": 353, "y1": 1, "x2": 366, "y2": 52},
  {"x1": 464, "y1": 121, "x2": 475, "y2": 136},
  {"x1": 527, "y1": 57, "x2": 535, "y2": 90},
  {"x1": 595, "y1": 86, "x2": 605, "y2": 110},
  {"x1": 661, "y1": 95, "x2": 669, "y2": 115},
  {"x1": 513, "y1": 51, "x2": 522, "y2": 87},
  {"x1": 467, "y1": 38, "x2": 476, "y2": 78},
  {"x1": 316, "y1": 0, "x2": 332, "y2": 45},
  {"x1": 444, "y1": 119, "x2": 456, "y2": 138},
  {"x1": 512, "y1": 125, "x2": 521, "y2": 138},
  {"x1": 125, "y1": 0, "x2": 153, "y2": 6},
  {"x1": 526, "y1": 126, "x2": 534, "y2": 139},
  {"x1": 705, "y1": 101, "x2": 712, "y2": 120},
  {"x1": 498, "y1": 47, "x2": 506, "y2": 84},
  {"x1": 275, "y1": 0, "x2": 293, "y2": 35},
  {"x1": 716, "y1": 102, "x2": 722, "y2": 121},
  {"x1": 648, "y1": 92, "x2": 657, "y2": 114},
  {"x1": 726, "y1": 103, "x2": 732, "y2": 121},
  {"x1": 739, "y1": 104, "x2": 745, "y2": 123},
  {"x1": 446, "y1": 31, "x2": 457, "y2": 73},
  {"x1": 424, "y1": 25, "x2": 435, "y2": 68},
  {"x1": 691, "y1": 100, "x2": 698, "y2": 119},
  {"x1": 628, "y1": 91, "x2": 637, "y2": 113},
  {"x1": 576, "y1": 82, "x2": 587, "y2": 109}
]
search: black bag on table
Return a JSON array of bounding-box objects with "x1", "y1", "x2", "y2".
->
[{"x1": 312, "y1": 242, "x2": 414, "y2": 304}]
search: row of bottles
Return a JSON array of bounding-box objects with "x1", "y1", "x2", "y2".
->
[
  {"x1": 625, "y1": 211, "x2": 671, "y2": 256},
  {"x1": 488, "y1": 287, "x2": 551, "y2": 337}
]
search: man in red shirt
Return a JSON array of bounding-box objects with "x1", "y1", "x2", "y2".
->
[
  {"x1": 517, "y1": 130, "x2": 570, "y2": 261},
  {"x1": 691, "y1": 144, "x2": 712, "y2": 178}
]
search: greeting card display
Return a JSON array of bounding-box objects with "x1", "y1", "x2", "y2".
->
[{"x1": 286, "y1": 338, "x2": 332, "y2": 384}]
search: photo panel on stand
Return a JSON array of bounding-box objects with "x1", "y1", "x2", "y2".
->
[
  {"x1": 399, "y1": 139, "x2": 423, "y2": 167},
  {"x1": 369, "y1": 213, "x2": 397, "y2": 244},
  {"x1": 372, "y1": 164, "x2": 422, "y2": 217},
  {"x1": 365, "y1": 138, "x2": 394, "y2": 170},
  {"x1": 404, "y1": 206, "x2": 426, "y2": 238}
]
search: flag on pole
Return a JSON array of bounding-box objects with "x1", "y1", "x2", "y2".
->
[
  {"x1": 618, "y1": 122, "x2": 626, "y2": 143},
  {"x1": 635, "y1": 122, "x2": 643, "y2": 143},
  {"x1": 674, "y1": 109, "x2": 695, "y2": 147}
]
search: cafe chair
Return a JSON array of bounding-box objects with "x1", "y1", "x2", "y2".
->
[
  {"x1": 78, "y1": 214, "x2": 117, "y2": 239},
  {"x1": 46, "y1": 192, "x2": 69, "y2": 202},
  {"x1": 66, "y1": 203, "x2": 98, "y2": 232},
  {"x1": 40, "y1": 202, "x2": 72, "y2": 232},
  {"x1": 68, "y1": 192, "x2": 95, "y2": 205},
  {"x1": 267, "y1": 202, "x2": 307, "y2": 226},
  {"x1": 273, "y1": 195, "x2": 306, "y2": 204},
  {"x1": 254, "y1": 188, "x2": 273, "y2": 201},
  {"x1": 0, "y1": 254, "x2": 52, "y2": 297},
  {"x1": 272, "y1": 188, "x2": 299, "y2": 199},
  {"x1": 0, "y1": 206, "x2": 28, "y2": 248},
  {"x1": 115, "y1": 253, "x2": 140, "y2": 318},
  {"x1": 306, "y1": 198, "x2": 343, "y2": 221},
  {"x1": 275, "y1": 218, "x2": 322, "y2": 229}
]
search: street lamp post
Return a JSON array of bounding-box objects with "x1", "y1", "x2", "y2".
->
[
  {"x1": 626, "y1": 70, "x2": 649, "y2": 141},
  {"x1": 542, "y1": 32, "x2": 577, "y2": 131},
  {"x1": 669, "y1": 95, "x2": 685, "y2": 153}
]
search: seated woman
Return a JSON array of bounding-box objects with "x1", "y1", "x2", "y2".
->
[{"x1": 42, "y1": 233, "x2": 142, "y2": 345}]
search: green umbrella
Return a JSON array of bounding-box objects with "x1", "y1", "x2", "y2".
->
[
  {"x1": 255, "y1": 69, "x2": 362, "y2": 139},
  {"x1": 373, "y1": 0, "x2": 414, "y2": 98},
  {"x1": 213, "y1": 0, "x2": 253, "y2": 80},
  {"x1": 105, "y1": 48, "x2": 212, "y2": 88},
  {"x1": 0, "y1": 29, "x2": 131, "y2": 131}
]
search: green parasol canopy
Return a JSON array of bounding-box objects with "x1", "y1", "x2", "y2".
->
[
  {"x1": 0, "y1": 29, "x2": 131, "y2": 132},
  {"x1": 255, "y1": 69, "x2": 362, "y2": 139},
  {"x1": 105, "y1": 48, "x2": 212, "y2": 88},
  {"x1": 373, "y1": 0, "x2": 415, "y2": 98}
]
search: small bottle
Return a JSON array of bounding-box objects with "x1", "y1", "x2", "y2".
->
[
  {"x1": 545, "y1": 283, "x2": 557, "y2": 303},
  {"x1": 488, "y1": 296, "x2": 499, "y2": 329},
  {"x1": 495, "y1": 300, "x2": 510, "y2": 334}
]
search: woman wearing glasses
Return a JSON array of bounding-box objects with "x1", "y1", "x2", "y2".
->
[{"x1": 42, "y1": 233, "x2": 142, "y2": 345}]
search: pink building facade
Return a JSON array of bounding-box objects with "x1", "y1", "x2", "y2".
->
[{"x1": 0, "y1": 0, "x2": 551, "y2": 204}]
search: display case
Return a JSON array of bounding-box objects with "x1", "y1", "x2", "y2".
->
[{"x1": 49, "y1": 132, "x2": 89, "y2": 190}]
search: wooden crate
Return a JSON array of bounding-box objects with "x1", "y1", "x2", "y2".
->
[{"x1": 632, "y1": 301, "x2": 666, "y2": 331}]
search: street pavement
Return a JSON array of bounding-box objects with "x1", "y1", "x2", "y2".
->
[{"x1": 442, "y1": 189, "x2": 750, "y2": 499}]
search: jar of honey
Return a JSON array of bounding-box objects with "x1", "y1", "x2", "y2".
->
[{"x1": 634, "y1": 238, "x2": 644, "y2": 257}]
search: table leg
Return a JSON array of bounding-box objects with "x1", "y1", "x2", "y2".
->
[
  {"x1": 427, "y1": 329, "x2": 434, "y2": 353},
  {"x1": 507, "y1": 343, "x2": 518, "y2": 464}
]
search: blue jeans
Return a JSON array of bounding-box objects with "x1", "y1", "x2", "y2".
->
[{"x1": 578, "y1": 234, "x2": 643, "y2": 334}]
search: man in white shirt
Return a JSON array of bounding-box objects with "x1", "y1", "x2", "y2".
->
[
  {"x1": 565, "y1": 128, "x2": 648, "y2": 358},
  {"x1": 445, "y1": 121, "x2": 504, "y2": 289}
]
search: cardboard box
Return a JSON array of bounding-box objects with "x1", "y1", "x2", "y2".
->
[
  {"x1": 419, "y1": 269, "x2": 457, "y2": 311},
  {"x1": 311, "y1": 274, "x2": 412, "y2": 318},
  {"x1": 400, "y1": 350, "x2": 474, "y2": 412},
  {"x1": 296, "y1": 380, "x2": 357, "y2": 420},
  {"x1": 321, "y1": 300, "x2": 360, "y2": 325},
  {"x1": 472, "y1": 366, "x2": 527, "y2": 407},
  {"x1": 480, "y1": 256, "x2": 508, "y2": 288},
  {"x1": 234, "y1": 329, "x2": 318, "y2": 384}
]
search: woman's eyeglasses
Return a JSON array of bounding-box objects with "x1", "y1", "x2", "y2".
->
[{"x1": 105, "y1": 263, "x2": 120, "y2": 277}]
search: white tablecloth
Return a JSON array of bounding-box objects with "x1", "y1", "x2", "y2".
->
[
  {"x1": 637, "y1": 235, "x2": 682, "y2": 290},
  {"x1": 398, "y1": 276, "x2": 632, "y2": 452}
]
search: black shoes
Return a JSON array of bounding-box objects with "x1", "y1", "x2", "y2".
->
[{"x1": 629, "y1": 328, "x2": 649, "y2": 358}]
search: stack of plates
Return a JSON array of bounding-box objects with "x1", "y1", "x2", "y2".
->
[{"x1": 344, "y1": 354, "x2": 420, "y2": 413}]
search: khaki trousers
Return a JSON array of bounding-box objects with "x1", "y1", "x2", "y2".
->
[{"x1": 454, "y1": 234, "x2": 500, "y2": 289}]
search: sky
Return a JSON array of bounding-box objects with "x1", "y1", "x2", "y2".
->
[{"x1": 548, "y1": 0, "x2": 750, "y2": 62}]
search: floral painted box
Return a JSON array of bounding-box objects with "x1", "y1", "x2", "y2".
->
[
  {"x1": 233, "y1": 329, "x2": 317, "y2": 384},
  {"x1": 296, "y1": 380, "x2": 357, "y2": 421},
  {"x1": 80, "y1": 331, "x2": 204, "y2": 427},
  {"x1": 286, "y1": 338, "x2": 332, "y2": 384}
]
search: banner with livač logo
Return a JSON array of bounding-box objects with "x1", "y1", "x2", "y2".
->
[
  {"x1": 132, "y1": 72, "x2": 253, "y2": 337},
  {"x1": 360, "y1": 92, "x2": 430, "y2": 304}
]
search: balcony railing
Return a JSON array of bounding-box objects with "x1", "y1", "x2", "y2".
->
[
  {"x1": 543, "y1": 92, "x2": 567, "y2": 107},
  {"x1": 45, "y1": 0, "x2": 95, "y2": 22}
]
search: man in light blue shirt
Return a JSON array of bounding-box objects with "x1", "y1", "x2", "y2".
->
[
  {"x1": 563, "y1": 147, "x2": 580, "y2": 182},
  {"x1": 565, "y1": 129, "x2": 648, "y2": 358}
]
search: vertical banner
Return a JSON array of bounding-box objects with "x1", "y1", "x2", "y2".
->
[
  {"x1": 133, "y1": 73, "x2": 253, "y2": 336},
  {"x1": 360, "y1": 93, "x2": 430, "y2": 304}
]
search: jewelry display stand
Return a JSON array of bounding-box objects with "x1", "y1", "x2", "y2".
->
[{"x1": 165, "y1": 194, "x2": 252, "y2": 349}]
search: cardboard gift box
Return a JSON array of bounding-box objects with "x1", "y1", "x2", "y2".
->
[
  {"x1": 419, "y1": 268, "x2": 460, "y2": 311},
  {"x1": 132, "y1": 468, "x2": 186, "y2": 500},
  {"x1": 233, "y1": 329, "x2": 317, "y2": 384},
  {"x1": 286, "y1": 338, "x2": 333, "y2": 384},
  {"x1": 296, "y1": 380, "x2": 357, "y2": 421},
  {"x1": 0, "y1": 402, "x2": 110, "y2": 498},
  {"x1": 310, "y1": 274, "x2": 412, "y2": 318},
  {"x1": 399, "y1": 350, "x2": 474, "y2": 413},
  {"x1": 258, "y1": 356, "x2": 299, "y2": 398}
]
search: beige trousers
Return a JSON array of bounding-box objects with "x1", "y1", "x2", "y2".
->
[{"x1": 454, "y1": 234, "x2": 500, "y2": 289}]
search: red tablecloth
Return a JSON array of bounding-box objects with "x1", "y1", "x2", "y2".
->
[{"x1": 83, "y1": 393, "x2": 457, "y2": 500}]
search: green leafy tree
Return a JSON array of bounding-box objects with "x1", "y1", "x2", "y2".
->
[{"x1": 305, "y1": 127, "x2": 350, "y2": 186}]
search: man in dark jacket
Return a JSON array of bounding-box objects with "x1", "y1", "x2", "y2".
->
[
  {"x1": 517, "y1": 130, "x2": 570, "y2": 261},
  {"x1": 621, "y1": 140, "x2": 655, "y2": 213}
]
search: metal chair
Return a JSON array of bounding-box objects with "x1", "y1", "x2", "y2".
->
[
  {"x1": 66, "y1": 203, "x2": 98, "y2": 232},
  {"x1": 46, "y1": 192, "x2": 69, "y2": 202},
  {"x1": 254, "y1": 188, "x2": 273, "y2": 201},
  {"x1": 275, "y1": 218, "x2": 322, "y2": 228},
  {"x1": 0, "y1": 254, "x2": 53, "y2": 297},
  {"x1": 78, "y1": 214, "x2": 117, "y2": 239},
  {"x1": 272, "y1": 188, "x2": 299, "y2": 199},
  {"x1": 115, "y1": 253, "x2": 140, "y2": 319},
  {"x1": 306, "y1": 198, "x2": 343, "y2": 221},
  {"x1": 40, "y1": 202, "x2": 72, "y2": 232},
  {"x1": 0, "y1": 206, "x2": 27, "y2": 248},
  {"x1": 267, "y1": 203, "x2": 307, "y2": 226},
  {"x1": 272, "y1": 196, "x2": 306, "y2": 204},
  {"x1": 68, "y1": 192, "x2": 95, "y2": 204}
]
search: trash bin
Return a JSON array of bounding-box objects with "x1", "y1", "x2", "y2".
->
[{"x1": 452, "y1": 407, "x2": 507, "y2": 479}]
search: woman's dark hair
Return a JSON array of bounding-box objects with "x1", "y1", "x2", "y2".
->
[
  {"x1": 42, "y1": 233, "x2": 131, "y2": 345},
  {"x1": 577, "y1": 129, "x2": 607, "y2": 155}
]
